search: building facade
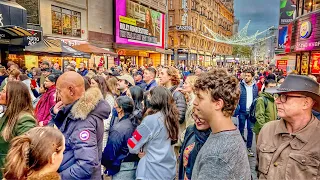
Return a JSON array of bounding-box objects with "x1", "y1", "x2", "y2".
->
[
  {"x1": 168, "y1": 0, "x2": 234, "y2": 66},
  {"x1": 113, "y1": 0, "x2": 172, "y2": 67}
]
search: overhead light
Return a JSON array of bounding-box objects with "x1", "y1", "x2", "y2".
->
[{"x1": 309, "y1": 2, "x2": 312, "y2": 6}]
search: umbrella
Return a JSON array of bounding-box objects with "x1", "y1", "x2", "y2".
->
[{"x1": 25, "y1": 39, "x2": 90, "y2": 58}]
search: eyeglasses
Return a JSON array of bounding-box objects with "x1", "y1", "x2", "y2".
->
[
  {"x1": 274, "y1": 93, "x2": 307, "y2": 103},
  {"x1": 191, "y1": 112, "x2": 205, "y2": 122}
]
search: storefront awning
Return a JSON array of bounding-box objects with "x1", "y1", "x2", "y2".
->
[
  {"x1": 0, "y1": 25, "x2": 31, "y2": 38},
  {"x1": 72, "y1": 44, "x2": 118, "y2": 57},
  {"x1": 24, "y1": 39, "x2": 90, "y2": 58}
]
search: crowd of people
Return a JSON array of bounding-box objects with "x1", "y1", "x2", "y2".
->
[{"x1": 0, "y1": 60, "x2": 318, "y2": 180}]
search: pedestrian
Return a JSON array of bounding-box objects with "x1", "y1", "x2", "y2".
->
[
  {"x1": 19, "y1": 74, "x2": 36, "y2": 103},
  {"x1": 116, "y1": 74, "x2": 135, "y2": 96},
  {"x1": 127, "y1": 86, "x2": 144, "y2": 121},
  {"x1": 4, "y1": 127, "x2": 65, "y2": 180},
  {"x1": 0, "y1": 81, "x2": 37, "y2": 178},
  {"x1": 78, "y1": 62, "x2": 89, "y2": 76},
  {"x1": 181, "y1": 75, "x2": 198, "y2": 129},
  {"x1": 236, "y1": 69, "x2": 258, "y2": 156},
  {"x1": 143, "y1": 67, "x2": 158, "y2": 91},
  {"x1": 35, "y1": 74, "x2": 59, "y2": 126},
  {"x1": 257, "y1": 75, "x2": 320, "y2": 179},
  {"x1": 178, "y1": 113, "x2": 211, "y2": 180},
  {"x1": 133, "y1": 71, "x2": 147, "y2": 90},
  {"x1": 191, "y1": 69, "x2": 251, "y2": 180},
  {"x1": 91, "y1": 75, "x2": 108, "y2": 98},
  {"x1": 0, "y1": 66, "x2": 7, "y2": 86},
  {"x1": 159, "y1": 66, "x2": 186, "y2": 128},
  {"x1": 257, "y1": 76, "x2": 265, "y2": 92},
  {"x1": 50, "y1": 71, "x2": 111, "y2": 179},
  {"x1": 102, "y1": 96, "x2": 139, "y2": 179},
  {"x1": 253, "y1": 79, "x2": 277, "y2": 141},
  {"x1": 128, "y1": 86, "x2": 179, "y2": 180}
]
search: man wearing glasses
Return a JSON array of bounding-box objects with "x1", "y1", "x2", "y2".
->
[{"x1": 257, "y1": 74, "x2": 320, "y2": 179}]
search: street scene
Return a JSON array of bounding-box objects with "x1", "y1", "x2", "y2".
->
[{"x1": 0, "y1": 0, "x2": 319, "y2": 179}]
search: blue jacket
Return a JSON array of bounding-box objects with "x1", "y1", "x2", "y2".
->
[
  {"x1": 50, "y1": 88, "x2": 111, "y2": 179},
  {"x1": 102, "y1": 114, "x2": 138, "y2": 175},
  {"x1": 136, "y1": 80, "x2": 147, "y2": 90},
  {"x1": 78, "y1": 68, "x2": 88, "y2": 76},
  {"x1": 145, "y1": 80, "x2": 157, "y2": 91},
  {"x1": 236, "y1": 80, "x2": 258, "y2": 115},
  {"x1": 178, "y1": 125, "x2": 195, "y2": 180}
]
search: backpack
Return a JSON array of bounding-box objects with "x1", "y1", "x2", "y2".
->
[{"x1": 248, "y1": 96, "x2": 268, "y2": 124}]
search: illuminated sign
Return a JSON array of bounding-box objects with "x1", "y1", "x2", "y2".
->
[{"x1": 300, "y1": 21, "x2": 312, "y2": 39}]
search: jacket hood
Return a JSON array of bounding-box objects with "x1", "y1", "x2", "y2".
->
[
  {"x1": 71, "y1": 87, "x2": 110, "y2": 120},
  {"x1": 241, "y1": 79, "x2": 256, "y2": 87},
  {"x1": 260, "y1": 92, "x2": 274, "y2": 100}
]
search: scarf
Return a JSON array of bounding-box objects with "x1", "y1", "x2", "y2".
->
[{"x1": 186, "y1": 125, "x2": 211, "y2": 179}]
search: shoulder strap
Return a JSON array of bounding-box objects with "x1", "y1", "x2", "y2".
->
[{"x1": 262, "y1": 96, "x2": 268, "y2": 108}]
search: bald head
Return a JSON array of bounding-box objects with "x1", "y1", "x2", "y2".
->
[{"x1": 56, "y1": 71, "x2": 85, "y2": 105}]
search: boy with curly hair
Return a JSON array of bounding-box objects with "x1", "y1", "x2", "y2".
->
[{"x1": 191, "y1": 69, "x2": 251, "y2": 180}]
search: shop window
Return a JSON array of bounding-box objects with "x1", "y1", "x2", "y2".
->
[
  {"x1": 305, "y1": 0, "x2": 313, "y2": 13},
  {"x1": 170, "y1": 0, "x2": 173, "y2": 9},
  {"x1": 313, "y1": 0, "x2": 320, "y2": 10},
  {"x1": 191, "y1": 0, "x2": 195, "y2": 10},
  {"x1": 52, "y1": 5, "x2": 81, "y2": 38},
  {"x1": 169, "y1": 16, "x2": 173, "y2": 26}
]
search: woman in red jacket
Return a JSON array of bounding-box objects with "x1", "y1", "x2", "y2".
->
[{"x1": 35, "y1": 74, "x2": 59, "y2": 126}]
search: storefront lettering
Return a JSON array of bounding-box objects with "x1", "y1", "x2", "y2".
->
[
  {"x1": 176, "y1": 26, "x2": 192, "y2": 31},
  {"x1": 296, "y1": 41, "x2": 320, "y2": 50}
]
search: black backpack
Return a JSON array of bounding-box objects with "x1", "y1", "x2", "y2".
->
[{"x1": 248, "y1": 96, "x2": 268, "y2": 124}]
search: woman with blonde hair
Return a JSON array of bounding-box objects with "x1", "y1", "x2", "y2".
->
[
  {"x1": 4, "y1": 127, "x2": 65, "y2": 180},
  {"x1": 181, "y1": 75, "x2": 198, "y2": 128},
  {"x1": 0, "y1": 81, "x2": 37, "y2": 178}
]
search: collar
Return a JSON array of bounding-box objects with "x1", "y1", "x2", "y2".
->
[
  {"x1": 118, "y1": 114, "x2": 131, "y2": 122},
  {"x1": 275, "y1": 116, "x2": 318, "y2": 145},
  {"x1": 147, "y1": 79, "x2": 155, "y2": 86}
]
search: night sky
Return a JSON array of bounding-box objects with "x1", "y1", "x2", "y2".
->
[{"x1": 234, "y1": 0, "x2": 280, "y2": 35}]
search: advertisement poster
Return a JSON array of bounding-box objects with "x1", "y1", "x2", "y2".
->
[
  {"x1": 115, "y1": 0, "x2": 164, "y2": 48},
  {"x1": 276, "y1": 60, "x2": 288, "y2": 75},
  {"x1": 285, "y1": 23, "x2": 292, "y2": 53},
  {"x1": 311, "y1": 53, "x2": 320, "y2": 74},
  {"x1": 301, "y1": 53, "x2": 309, "y2": 75},
  {"x1": 278, "y1": 26, "x2": 288, "y2": 49},
  {"x1": 296, "y1": 54, "x2": 301, "y2": 74},
  {"x1": 279, "y1": 0, "x2": 296, "y2": 25}
]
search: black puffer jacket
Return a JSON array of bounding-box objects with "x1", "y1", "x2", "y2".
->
[{"x1": 169, "y1": 86, "x2": 187, "y2": 124}]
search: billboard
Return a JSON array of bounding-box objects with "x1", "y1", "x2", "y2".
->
[
  {"x1": 278, "y1": 26, "x2": 288, "y2": 49},
  {"x1": 115, "y1": 0, "x2": 165, "y2": 48},
  {"x1": 279, "y1": 0, "x2": 296, "y2": 25},
  {"x1": 291, "y1": 12, "x2": 320, "y2": 51}
]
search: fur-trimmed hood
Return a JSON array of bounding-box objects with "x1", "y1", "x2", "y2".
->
[
  {"x1": 71, "y1": 87, "x2": 110, "y2": 120},
  {"x1": 27, "y1": 172, "x2": 60, "y2": 180}
]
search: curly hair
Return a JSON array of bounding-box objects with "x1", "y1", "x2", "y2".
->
[
  {"x1": 194, "y1": 69, "x2": 240, "y2": 117},
  {"x1": 164, "y1": 66, "x2": 180, "y2": 86}
]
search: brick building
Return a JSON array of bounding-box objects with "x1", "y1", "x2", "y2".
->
[{"x1": 168, "y1": 0, "x2": 234, "y2": 66}]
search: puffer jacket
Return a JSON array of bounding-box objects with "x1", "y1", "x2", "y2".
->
[
  {"x1": 50, "y1": 87, "x2": 111, "y2": 179},
  {"x1": 169, "y1": 86, "x2": 187, "y2": 124},
  {"x1": 35, "y1": 86, "x2": 56, "y2": 126},
  {"x1": 236, "y1": 80, "x2": 259, "y2": 115},
  {"x1": 253, "y1": 92, "x2": 277, "y2": 134}
]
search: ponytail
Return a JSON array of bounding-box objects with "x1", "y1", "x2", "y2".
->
[{"x1": 4, "y1": 135, "x2": 31, "y2": 180}]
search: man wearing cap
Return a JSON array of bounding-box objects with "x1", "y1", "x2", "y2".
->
[
  {"x1": 133, "y1": 71, "x2": 147, "y2": 90},
  {"x1": 116, "y1": 74, "x2": 135, "y2": 96},
  {"x1": 257, "y1": 74, "x2": 320, "y2": 179}
]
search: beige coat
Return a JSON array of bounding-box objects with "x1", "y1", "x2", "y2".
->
[{"x1": 257, "y1": 116, "x2": 320, "y2": 180}]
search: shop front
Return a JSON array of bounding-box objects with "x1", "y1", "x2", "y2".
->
[
  {"x1": 0, "y1": 1, "x2": 32, "y2": 66},
  {"x1": 114, "y1": 0, "x2": 169, "y2": 67},
  {"x1": 290, "y1": 10, "x2": 320, "y2": 76},
  {"x1": 205, "y1": 52, "x2": 212, "y2": 66}
]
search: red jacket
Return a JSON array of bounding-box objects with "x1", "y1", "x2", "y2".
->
[{"x1": 35, "y1": 86, "x2": 56, "y2": 125}]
